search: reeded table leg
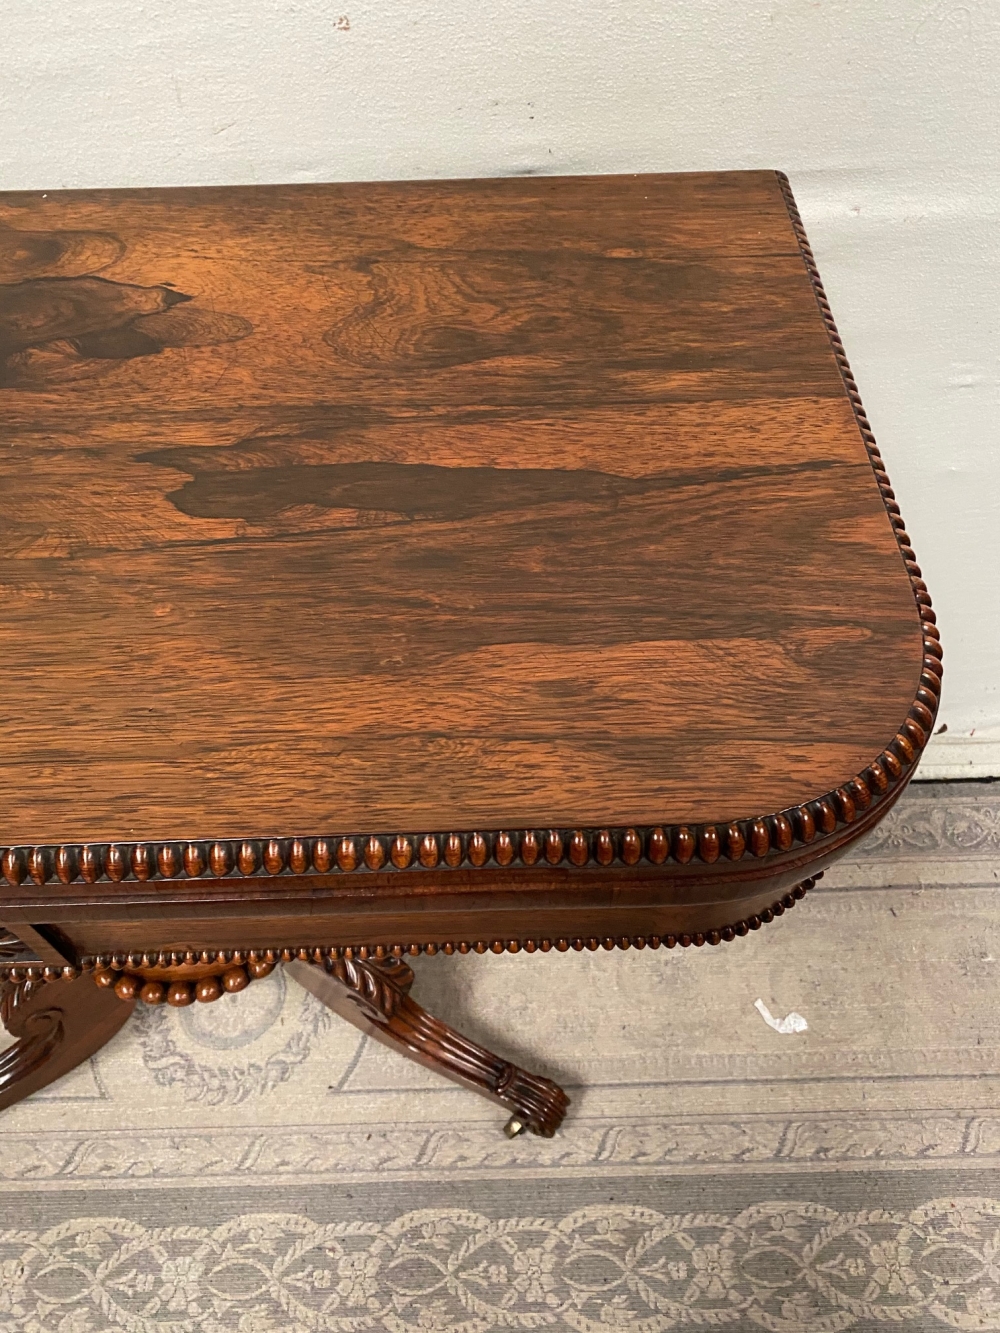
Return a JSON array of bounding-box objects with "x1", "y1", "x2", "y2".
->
[
  {"x1": 0, "y1": 971, "x2": 135, "y2": 1113},
  {"x1": 285, "y1": 956, "x2": 569, "y2": 1137}
]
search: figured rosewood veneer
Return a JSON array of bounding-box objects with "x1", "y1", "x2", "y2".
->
[{"x1": 0, "y1": 171, "x2": 937, "y2": 1135}]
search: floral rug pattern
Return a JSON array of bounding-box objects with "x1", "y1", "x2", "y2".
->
[{"x1": 3, "y1": 1198, "x2": 1000, "y2": 1332}]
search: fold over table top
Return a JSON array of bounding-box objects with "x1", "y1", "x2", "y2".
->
[{"x1": 0, "y1": 170, "x2": 934, "y2": 874}]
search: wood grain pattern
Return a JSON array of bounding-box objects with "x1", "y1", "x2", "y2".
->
[
  {"x1": 0, "y1": 171, "x2": 934, "y2": 865},
  {"x1": 0, "y1": 171, "x2": 939, "y2": 1129}
]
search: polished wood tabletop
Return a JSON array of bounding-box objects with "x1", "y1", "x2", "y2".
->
[
  {"x1": 1, "y1": 172, "x2": 930, "y2": 847},
  {"x1": 0, "y1": 171, "x2": 938, "y2": 1134}
]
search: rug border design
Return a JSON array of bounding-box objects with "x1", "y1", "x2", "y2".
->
[
  {"x1": 3, "y1": 1110, "x2": 1000, "y2": 1188},
  {"x1": 1, "y1": 1197, "x2": 998, "y2": 1332}
]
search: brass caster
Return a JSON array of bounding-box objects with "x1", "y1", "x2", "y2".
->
[{"x1": 503, "y1": 1115, "x2": 528, "y2": 1138}]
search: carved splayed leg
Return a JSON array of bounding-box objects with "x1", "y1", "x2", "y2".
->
[
  {"x1": 285, "y1": 955, "x2": 570, "y2": 1137},
  {"x1": 0, "y1": 969, "x2": 135, "y2": 1113}
]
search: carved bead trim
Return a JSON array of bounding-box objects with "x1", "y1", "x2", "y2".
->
[
  {"x1": 777, "y1": 168, "x2": 939, "y2": 737},
  {"x1": 0, "y1": 786, "x2": 929, "y2": 889},
  {"x1": 0, "y1": 183, "x2": 936, "y2": 889},
  {"x1": 92, "y1": 957, "x2": 274, "y2": 1006},
  {"x1": 4, "y1": 876, "x2": 819, "y2": 994},
  {"x1": 1, "y1": 964, "x2": 81, "y2": 984}
]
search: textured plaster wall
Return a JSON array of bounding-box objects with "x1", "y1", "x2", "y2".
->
[{"x1": 2, "y1": 0, "x2": 998, "y2": 775}]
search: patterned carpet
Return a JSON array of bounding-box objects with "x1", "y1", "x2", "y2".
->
[{"x1": 1, "y1": 780, "x2": 998, "y2": 1331}]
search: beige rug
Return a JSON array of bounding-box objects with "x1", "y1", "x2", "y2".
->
[{"x1": 1, "y1": 780, "x2": 999, "y2": 1331}]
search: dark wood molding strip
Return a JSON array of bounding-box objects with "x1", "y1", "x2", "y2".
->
[
  {"x1": 0, "y1": 874, "x2": 818, "y2": 992},
  {"x1": 0, "y1": 177, "x2": 938, "y2": 890}
]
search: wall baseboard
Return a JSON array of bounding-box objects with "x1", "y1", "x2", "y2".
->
[{"x1": 915, "y1": 734, "x2": 1000, "y2": 781}]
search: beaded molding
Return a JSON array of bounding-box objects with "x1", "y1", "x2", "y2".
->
[
  {"x1": 0, "y1": 766, "x2": 926, "y2": 889},
  {"x1": 0, "y1": 178, "x2": 937, "y2": 893},
  {"x1": 92, "y1": 956, "x2": 275, "y2": 1008},
  {"x1": 777, "y1": 169, "x2": 941, "y2": 720},
  {"x1": 0, "y1": 875, "x2": 817, "y2": 996}
]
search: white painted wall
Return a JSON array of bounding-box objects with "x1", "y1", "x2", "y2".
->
[{"x1": 3, "y1": 0, "x2": 997, "y2": 776}]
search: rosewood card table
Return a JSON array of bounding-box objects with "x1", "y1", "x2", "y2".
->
[{"x1": 0, "y1": 171, "x2": 939, "y2": 1136}]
